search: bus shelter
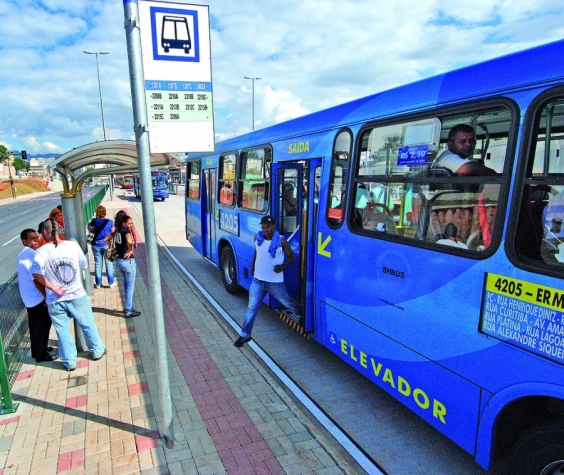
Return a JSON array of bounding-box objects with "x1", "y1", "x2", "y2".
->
[{"x1": 52, "y1": 140, "x2": 179, "y2": 292}]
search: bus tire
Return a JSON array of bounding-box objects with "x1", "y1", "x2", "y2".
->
[
  {"x1": 220, "y1": 246, "x2": 242, "y2": 295},
  {"x1": 508, "y1": 419, "x2": 564, "y2": 475}
]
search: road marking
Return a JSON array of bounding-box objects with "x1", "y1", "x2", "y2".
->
[{"x1": 3, "y1": 235, "x2": 20, "y2": 246}]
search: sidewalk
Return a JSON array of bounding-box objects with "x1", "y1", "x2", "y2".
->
[{"x1": 1, "y1": 195, "x2": 364, "y2": 475}]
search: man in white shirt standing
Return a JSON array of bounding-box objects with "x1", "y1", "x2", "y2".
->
[
  {"x1": 433, "y1": 124, "x2": 497, "y2": 176},
  {"x1": 17, "y1": 228, "x2": 58, "y2": 363},
  {"x1": 32, "y1": 218, "x2": 106, "y2": 371},
  {"x1": 234, "y1": 215, "x2": 296, "y2": 347}
]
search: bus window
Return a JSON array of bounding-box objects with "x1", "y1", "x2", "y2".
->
[
  {"x1": 516, "y1": 96, "x2": 564, "y2": 268},
  {"x1": 239, "y1": 147, "x2": 271, "y2": 212},
  {"x1": 186, "y1": 161, "x2": 201, "y2": 200},
  {"x1": 327, "y1": 130, "x2": 352, "y2": 228},
  {"x1": 353, "y1": 109, "x2": 511, "y2": 251},
  {"x1": 219, "y1": 153, "x2": 236, "y2": 206}
]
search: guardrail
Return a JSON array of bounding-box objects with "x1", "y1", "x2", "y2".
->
[
  {"x1": 0, "y1": 185, "x2": 108, "y2": 412},
  {"x1": 83, "y1": 185, "x2": 108, "y2": 221},
  {"x1": 0, "y1": 275, "x2": 27, "y2": 413}
]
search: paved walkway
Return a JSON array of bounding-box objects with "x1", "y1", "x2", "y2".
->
[{"x1": 1, "y1": 196, "x2": 364, "y2": 474}]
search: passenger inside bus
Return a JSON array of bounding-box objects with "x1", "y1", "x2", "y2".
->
[
  {"x1": 541, "y1": 186, "x2": 564, "y2": 263},
  {"x1": 436, "y1": 223, "x2": 468, "y2": 249},
  {"x1": 432, "y1": 124, "x2": 497, "y2": 176},
  {"x1": 282, "y1": 183, "x2": 298, "y2": 216}
]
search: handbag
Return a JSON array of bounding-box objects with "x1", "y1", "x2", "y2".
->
[
  {"x1": 105, "y1": 234, "x2": 118, "y2": 262},
  {"x1": 86, "y1": 231, "x2": 96, "y2": 245}
]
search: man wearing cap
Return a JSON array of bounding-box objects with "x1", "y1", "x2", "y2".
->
[{"x1": 234, "y1": 215, "x2": 296, "y2": 347}]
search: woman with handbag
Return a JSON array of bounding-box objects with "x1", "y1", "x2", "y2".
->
[
  {"x1": 88, "y1": 206, "x2": 115, "y2": 289},
  {"x1": 113, "y1": 214, "x2": 141, "y2": 318}
]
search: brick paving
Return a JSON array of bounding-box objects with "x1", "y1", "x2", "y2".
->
[{"x1": 1, "y1": 197, "x2": 364, "y2": 475}]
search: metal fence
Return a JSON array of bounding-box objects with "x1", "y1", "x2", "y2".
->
[
  {"x1": 0, "y1": 186, "x2": 108, "y2": 412},
  {"x1": 0, "y1": 275, "x2": 29, "y2": 387}
]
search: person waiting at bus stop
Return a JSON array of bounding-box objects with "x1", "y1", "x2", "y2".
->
[
  {"x1": 432, "y1": 124, "x2": 497, "y2": 176},
  {"x1": 88, "y1": 205, "x2": 116, "y2": 289},
  {"x1": 234, "y1": 215, "x2": 296, "y2": 347}
]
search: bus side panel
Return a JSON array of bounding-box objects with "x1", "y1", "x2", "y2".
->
[
  {"x1": 321, "y1": 301, "x2": 481, "y2": 454},
  {"x1": 186, "y1": 198, "x2": 204, "y2": 255}
]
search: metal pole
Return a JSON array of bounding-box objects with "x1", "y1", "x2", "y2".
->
[
  {"x1": 123, "y1": 0, "x2": 174, "y2": 448},
  {"x1": 244, "y1": 76, "x2": 261, "y2": 131},
  {"x1": 60, "y1": 193, "x2": 89, "y2": 351},
  {"x1": 95, "y1": 54, "x2": 107, "y2": 141},
  {"x1": 84, "y1": 51, "x2": 109, "y2": 141}
]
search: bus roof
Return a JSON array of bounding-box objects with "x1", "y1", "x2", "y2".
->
[{"x1": 195, "y1": 39, "x2": 564, "y2": 157}]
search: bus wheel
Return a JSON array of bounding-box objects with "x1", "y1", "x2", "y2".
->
[
  {"x1": 220, "y1": 247, "x2": 242, "y2": 295},
  {"x1": 509, "y1": 419, "x2": 564, "y2": 475}
]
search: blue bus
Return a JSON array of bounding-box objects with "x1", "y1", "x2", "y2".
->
[
  {"x1": 133, "y1": 171, "x2": 170, "y2": 201},
  {"x1": 185, "y1": 39, "x2": 564, "y2": 474}
]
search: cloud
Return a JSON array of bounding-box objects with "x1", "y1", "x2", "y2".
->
[{"x1": 1, "y1": 0, "x2": 564, "y2": 153}]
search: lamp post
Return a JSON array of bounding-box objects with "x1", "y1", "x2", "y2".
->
[
  {"x1": 84, "y1": 50, "x2": 109, "y2": 140},
  {"x1": 244, "y1": 76, "x2": 262, "y2": 131}
]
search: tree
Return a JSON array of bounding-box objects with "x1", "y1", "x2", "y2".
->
[
  {"x1": 13, "y1": 157, "x2": 26, "y2": 172},
  {"x1": 0, "y1": 144, "x2": 9, "y2": 165}
]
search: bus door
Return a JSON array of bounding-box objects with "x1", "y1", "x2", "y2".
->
[
  {"x1": 272, "y1": 159, "x2": 321, "y2": 332},
  {"x1": 202, "y1": 169, "x2": 217, "y2": 261}
]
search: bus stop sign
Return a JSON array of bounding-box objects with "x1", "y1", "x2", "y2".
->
[{"x1": 139, "y1": 0, "x2": 214, "y2": 153}]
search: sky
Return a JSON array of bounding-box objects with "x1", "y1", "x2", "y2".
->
[{"x1": 0, "y1": 0, "x2": 563, "y2": 155}]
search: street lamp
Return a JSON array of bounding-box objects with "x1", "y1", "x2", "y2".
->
[
  {"x1": 244, "y1": 76, "x2": 262, "y2": 131},
  {"x1": 84, "y1": 50, "x2": 109, "y2": 140}
]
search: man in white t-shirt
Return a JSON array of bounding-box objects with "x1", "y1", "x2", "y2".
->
[
  {"x1": 436, "y1": 223, "x2": 469, "y2": 249},
  {"x1": 234, "y1": 215, "x2": 296, "y2": 347},
  {"x1": 433, "y1": 124, "x2": 497, "y2": 176},
  {"x1": 32, "y1": 218, "x2": 106, "y2": 371},
  {"x1": 17, "y1": 228, "x2": 58, "y2": 363}
]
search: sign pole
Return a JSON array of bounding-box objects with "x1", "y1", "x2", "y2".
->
[{"x1": 123, "y1": 0, "x2": 174, "y2": 447}]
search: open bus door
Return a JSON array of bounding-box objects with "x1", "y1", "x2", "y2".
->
[
  {"x1": 202, "y1": 169, "x2": 217, "y2": 260},
  {"x1": 272, "y1": 159, "x2": 321, "y2": 334}
]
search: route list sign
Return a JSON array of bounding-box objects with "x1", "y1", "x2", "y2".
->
[
  {"x1": 481, "y1": 273, "x2": 564, "y2": 365},
  {"x1": 139, "y1": 1, "x2": 214, "y2": 153}
]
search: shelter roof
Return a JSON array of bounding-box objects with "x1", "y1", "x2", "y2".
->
[{"x1": 53, "y1": 140, "x2": 179, "y2": 176}]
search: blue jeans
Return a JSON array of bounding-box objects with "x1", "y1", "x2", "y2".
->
[
  {"x1": 116, "y1": 258, "x2": 137, "y2": 312},
  {"x1": 92, "y1": 244, "x2": 114, "y2": 286},
  {"x1": 48, "y1": 294, "x2": 105, "y2": 367},
  {"x1": 241, "y1": 278, "x2": 294, "y2": 338}
]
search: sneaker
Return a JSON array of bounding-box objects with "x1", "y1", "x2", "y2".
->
[
  {"x1": 93, "y1": 283, "x2": 100, "y2": 289},
  {"x1": 108, "y1": 283, "x2": 117, "y2": 289},
  {"x1": 92, "y1": 348, "x2": 107, "y2": 361},
  {"x1": 63, "y1": 363, "x2": 76, "y2": 372},
  {"x1": 125, "y1": 309, "x2": 141, "y2": 318},
  {"x1": 234, "y1": 336, "x2": 251, "y2": 347}
]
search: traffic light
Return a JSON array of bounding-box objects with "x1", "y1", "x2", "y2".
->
[{"x1": 21, "y1": 150, "x2": 27, "y2": 160}]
